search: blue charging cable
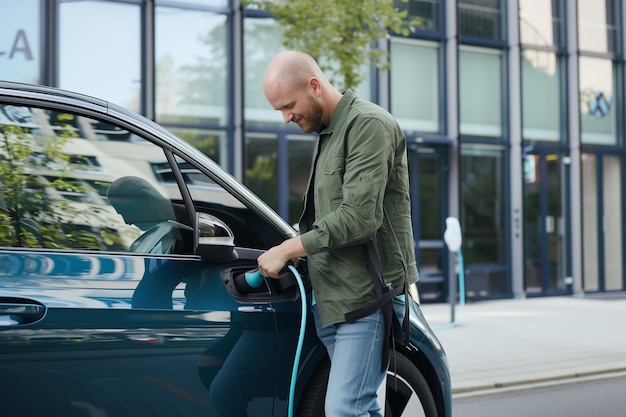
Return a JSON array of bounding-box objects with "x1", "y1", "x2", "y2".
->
[
  {"x1": 287, "y1": 264, "x2": 307, "y2": 417},
  {"x1": 238, "y1": 266, "x2": 307, "y2": 417}
]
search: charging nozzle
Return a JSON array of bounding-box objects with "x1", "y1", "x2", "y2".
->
[{"x1": 234, "y1": 268, "x2": 264, "y2": 294}]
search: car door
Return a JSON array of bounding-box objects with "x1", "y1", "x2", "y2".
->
[{"x1": 0, "y1": 100, "x2": 292, "y2": 417}]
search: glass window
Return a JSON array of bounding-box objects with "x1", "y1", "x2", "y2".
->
[
  {"x1": 393, "y1": 0, "x2": 440, "y2": 31},
  {"x1": 156, "y1": 0, "x2": 228, "y2": 7},
  {"x1": 577, "y1": 0, "x2": 618, "y2": 53},
  {"x1": 318, "y1": 57, "x2": 372, "y2": 101},
  {"x1": 458, "y1": 0, "x2": 502, "y2": 40},
  {"x1": 245, "y1": 133, "x2": 279, "y2": 214},
  {"x1": 176, "y1": 152, "x2": 285, "y2": 252},
  {"x1": 460, "y1": 144, "x2": 508, "y2": 294},
  {"x1": 59, "y1": 1, "x2": 141, "y2": 112},
  {"x1": 459, "y1": 46, "x2": 502, "y2": 137},
  {"x1": 169, "y1": 127, "x2": 228, "y2": 171},
  {"x1": 0, "y1": 0, "x2": 40, "y2": 84},
  {"x1": 244, "y1": 17, "x2": 286, "y2": 128},
  {"x1": 287, "y1": 135, "x2": 315, "y2": 226},
  {"x1": 521, "y1": 50, "x2": 560, "y2": 141},
  {"x1": 579, "y1": 57, "x2": 615, "y2": 145},
  {"x1": 155, "y1": 6, "x2": 228, "y2": 125},
  {"x1": 519, "y1": 0, "x2": 562, "y2": 46},
  {"x1": 461, "y1": 145, "x2": 507, "y2": 265},
  {"x1": 390, "y1": 38, "x2": 440, "y2": 134}
]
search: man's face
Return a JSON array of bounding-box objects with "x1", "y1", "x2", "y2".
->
[
  {"x1": 266, "y1": 82, "x2": 323, "y2": 133},
  {"x1": 110, "y1": 196, "x2": 169, "y2": 231}
]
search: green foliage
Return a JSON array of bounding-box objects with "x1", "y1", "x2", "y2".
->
[
  {"x1": 0, "y1": 123, "x2": 70, "y2": 247},
  {"x1": 176, "y1": 130, "x2": 220, "y2": 162},
  {"x1": 244, "y1": 0, "x2": 421, "y2": 90},
  {"x1": 247, "y1": 153, "x2": 277, "y2": 181}
]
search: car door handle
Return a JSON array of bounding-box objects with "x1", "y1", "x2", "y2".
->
[{"x1": 0, "y1": 297, "x2": 46, "y2": 326}]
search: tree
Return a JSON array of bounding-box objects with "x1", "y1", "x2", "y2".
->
[
  {"x1": 244, "y1": 0, "x2": 421, "y2": 90},
  {"x1": 0, "y1": 119, "x2": 70, "y2": 248}
]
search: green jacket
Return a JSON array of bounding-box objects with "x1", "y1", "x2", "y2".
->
[{"x1": 299, "y1": 90, "x2": 419, "y2": 328}]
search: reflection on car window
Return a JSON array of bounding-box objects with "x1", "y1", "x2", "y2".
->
[
  {"x1": 0, "y1": 104, "x2": 187, "y2": 253},
  {"x1": 107, "y1": 176, "x2": 187, "y2": 255}
]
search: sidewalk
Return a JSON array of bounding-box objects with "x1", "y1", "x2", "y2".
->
[{"x1": 419, "y1": 294, "x2": 626, "y2": 395}]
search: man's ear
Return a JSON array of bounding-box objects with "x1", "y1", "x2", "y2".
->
[{"x1": 309, "y1": 77, "x2": 322, "y2": 96}]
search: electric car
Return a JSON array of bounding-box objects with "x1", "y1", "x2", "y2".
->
[{"x1": 0, "y1": 81, "x2": 451, "y2": 417}]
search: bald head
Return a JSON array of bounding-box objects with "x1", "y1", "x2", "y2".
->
[
  {"x1": 262, "y1": 51, "x2": 342, "y2": 132},
  {"x1": 263, "y1": 51, "x2": 325, "y2": 94},
  {"x1": 108, "y1": 176, "x2": 175, "y2": 230}
]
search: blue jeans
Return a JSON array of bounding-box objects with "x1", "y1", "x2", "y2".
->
[{"x1": 313, "y1": 305, "x2": 386, "y2": 417}]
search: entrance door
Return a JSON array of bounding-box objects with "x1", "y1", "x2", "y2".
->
[
  {"x1": 408, "y1": 145, "x2": 449, "y2": 302},
  {"x1": 523, "y1": 151, "x2": 569, "y2": 295},
  {"x1": 582, "y1": 153, "x2": 624, "y2": 292}
]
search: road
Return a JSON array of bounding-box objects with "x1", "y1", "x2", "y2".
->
[{"x1": 452, "y1": 372, "x2": 626, "y2": 417}]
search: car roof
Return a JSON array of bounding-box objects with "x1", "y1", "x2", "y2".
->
[{"x1": 0, "y1": 80, "x2": 107, "y2": 107}]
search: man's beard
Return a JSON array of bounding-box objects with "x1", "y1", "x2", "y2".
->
[{"x1": 305, "y1": 94, "x2": 324, "y2": 133}]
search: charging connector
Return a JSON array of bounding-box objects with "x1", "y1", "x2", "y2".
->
[{"x1": 233, "y1": 268, "x2": 264, "y2": 293}]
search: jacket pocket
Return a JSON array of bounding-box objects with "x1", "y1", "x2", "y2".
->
[{"x1": 317, "y1": 156, "x2": 345, "y2": 205}]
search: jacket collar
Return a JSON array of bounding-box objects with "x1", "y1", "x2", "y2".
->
[{"x1": 319, "y1": 89, "x2": 356, "y2": 136}]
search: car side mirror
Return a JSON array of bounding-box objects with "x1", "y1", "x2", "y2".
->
[{"x1": 195, "y1": 212, "x2": 238, "y2": 263}]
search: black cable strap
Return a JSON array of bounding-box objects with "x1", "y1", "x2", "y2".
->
[{"x1": 344, "y1": 240, "x2": 410, "y2": 371}]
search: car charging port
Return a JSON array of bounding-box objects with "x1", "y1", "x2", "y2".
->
[{"x1": 222, "y1": 261, "x2": 308, "y2": 302}]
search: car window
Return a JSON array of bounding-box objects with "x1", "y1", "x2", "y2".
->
[
  {"x1": 0, "y1": 104, "x2": 191, "y2": 255},
  {"x1": 171, "y1": 155, "x2": 286, "y2": 250},
  {"x1": 0, "y1": 101, "x2": 293, "y2": 312}
]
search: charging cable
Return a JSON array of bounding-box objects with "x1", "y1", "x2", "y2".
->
[
  {"x1": 234, "y1": 265, "x2": 307, "y2": 417},
  {"x1": 287, "y1": 264, "x2": 307, "y2": 417}
]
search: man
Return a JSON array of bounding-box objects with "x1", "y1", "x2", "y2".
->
[
  {"x1": 107, "y1": 176, "x2": 177, "y2": 232},
  {"x1": 257, "y1": 51, "x2": 419, "y2": 417}
]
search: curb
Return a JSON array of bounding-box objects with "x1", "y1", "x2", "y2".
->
[{"x1": 452, "y1": 367, "x2": 626, "y2": 396}]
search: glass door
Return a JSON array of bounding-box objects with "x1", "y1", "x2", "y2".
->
[
  {"x1": 582, "y1": 153, "x2": 624, "y2": 292},
  {"x1": 409, "y1": 145, "x2": 448, "y2": 302},
  {"x1": 523, "y1": 151, "x2": 569, "y2": 294}
]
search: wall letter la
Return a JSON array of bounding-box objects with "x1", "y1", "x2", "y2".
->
[{"x1": 9, "y1": 30, "x2": 33, "y2": 60}]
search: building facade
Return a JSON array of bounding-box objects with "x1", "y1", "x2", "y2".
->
[{"x1": 2, "y1": 0, "x2": 625, "y2": 302}]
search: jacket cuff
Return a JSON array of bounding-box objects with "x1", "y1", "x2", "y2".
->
[{"x1": 300, "y1": 230, "x2": 322, "y2": 256}]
